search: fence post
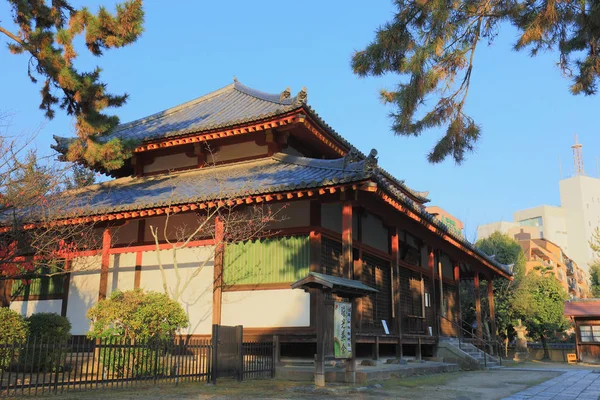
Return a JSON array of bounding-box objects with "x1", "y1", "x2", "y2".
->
[
  {"x1": 236, "y1": 325, "x2": 243, "y2": 382},
  {"x1": 153, "y1": 340, "x2": 160, "y2": 385},
  {"x1": 211, "y1": 324, "x2": 219, "y2": 385},
  {"x1": 272, "y1": 335, "x2": 278, "y2": 378}
]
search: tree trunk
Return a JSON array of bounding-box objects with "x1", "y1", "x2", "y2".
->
[
  {"x1": 540, "y1": 334, "x2": 550, "y2": 360},
  {"x1": 504, "y1": 331, "x2": 509, "y2": 358}
]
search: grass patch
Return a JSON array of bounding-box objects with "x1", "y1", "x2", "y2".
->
[{"x1": 383, "y1": 372, "x2": 456, "y2": 388}]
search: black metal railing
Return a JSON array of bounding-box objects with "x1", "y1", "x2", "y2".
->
[
  {"x1": 0, "y1": 336, "x2": 211, "y2": 397},
  {"x1": 1, "y1": 330, "x2": 275, "y2": 397},
  {"x1": 438, "y1": 314, "x2": 503, "y2": 368}
]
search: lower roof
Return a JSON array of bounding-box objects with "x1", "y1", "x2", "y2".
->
[{"x1": 564, "y1": 300, "x2": 600, "y2": 317}]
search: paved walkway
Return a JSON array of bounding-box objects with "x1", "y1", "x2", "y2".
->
[{"x1": 503, "y1": 369, "x2": 600, "y2": 400}]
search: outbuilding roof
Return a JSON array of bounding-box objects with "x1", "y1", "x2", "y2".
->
[{"x1": 564, "y1": 300, "x2": 600, "y2": 317}]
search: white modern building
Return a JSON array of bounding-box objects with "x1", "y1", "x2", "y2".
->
[{"x1": 478, "y1": 138, "x2": 600, "y2": 276}]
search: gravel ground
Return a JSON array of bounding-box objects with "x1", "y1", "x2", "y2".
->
[{"x1": 45, "y1": 369, "x2": 561, "y2": 400}]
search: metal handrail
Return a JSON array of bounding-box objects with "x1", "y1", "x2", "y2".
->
[{"x1": 438, "y1": 313, "x2": 503, "y2": 367}]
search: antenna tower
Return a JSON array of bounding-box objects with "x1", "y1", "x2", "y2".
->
[{"x1": 572, "y1": 134, "x2": 584, "y2": 176}]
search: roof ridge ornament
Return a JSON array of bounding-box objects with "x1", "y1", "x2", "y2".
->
[
  {"x1": 280, "y1": 87, "x2": 291, "y2": 103},
  {"x1": 343, "y1": 148, "x2": 361, "y2": 168},
  {"x1": 233, "y1": 76, "x2": 238, "y2": 82},
  {"x1": 294, "y1": 87, "x2": 308, "y2": 105},
  {"x1": 364, "y1": 148, "x2": 378, "y2": 173}
]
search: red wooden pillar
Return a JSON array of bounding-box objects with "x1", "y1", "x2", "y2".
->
[
  {"x1": 98, "y1": 228, "x2": 111, "y2": 301},
  {"x1": 341, "y1": 200, "x2": 356, "y2": 384},
  {"x1": 0, "y1": 278, "x2": 12, "y2": 308},
  {"x1": 474, "y1": 273, "x2": 483, "y2": 342},
  {"x1": 309, "y1": 201, "x2": 321, "y2": 328},
  {"x1": 454, "y1": 263, "x2": 462, "y2": 339},
  {"x1": 212, "y1": 217, "x2": 225, "y2": 325},
  {"x1": 341, "y1": 201, "x2": 353, "y2": 278},
  {"x1": 427, "y1": 248, "x2": 438, "y2": 337},
  {"x1": 488, "y1": 279, "x2": 497, "y2": 345},
  {"x1": 134, "y1": 219, "x2": 145, "y2": 289},
  {"x1": 390, "y1": 228, "x2": 402, "y2": 357}
]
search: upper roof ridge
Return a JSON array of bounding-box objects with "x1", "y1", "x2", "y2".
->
[
  {"x1": 110, "y1": 82, "x2": 238, "y2": 135},
  {"x1": 272, "y1": 152, "x2": 364, "y2": 172},
  {"x1": 232, "y1": 81, "x2": 298, "y2": 106}
]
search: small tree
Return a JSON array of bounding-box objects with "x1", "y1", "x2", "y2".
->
[
  {"x1": 0, "y1": 308, "x2": 28, "y2": 368},
  {"x1": 588, "y1": 227, "x2": 600, "y2": 297},
  {"x1": 22, "y1": 313, "x2": 72, "y2": 371},
  {"x1": 513, "y1": 272, "x2": 570, "y2": 360},
  {"x1": 474, "y1": 232, "x2": 526, "y2": 356},
  {"x1": 87, "y1": 289, "x2": 188, "y2": 341},
  {"x1": 87, "y1": 289, "x2": 188, "y2": 377}
]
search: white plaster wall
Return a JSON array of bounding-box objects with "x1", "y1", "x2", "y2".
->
[
  {"x1": 144, "y1": 153, "x2": 196, "y2": 174},
  {"x1": 67, "y1": 255, "x2": 102, "y2": 335},
  {"x1": 221, "y1": 289, "x2": 310, "y2": 328},
  {"x1": 107, "y1": 252, "x2": 137, "y2": 295},
  {"x1": 10, "y1": 299, "x2": 62, "y2": 317},
  {"x1": 140, "y1": 246, "x2": 215, "y2": 335}
]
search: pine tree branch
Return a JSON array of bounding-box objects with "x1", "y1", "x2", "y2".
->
[{"x1": 0, "y1": 25, "x2": 25, "y2": 46}]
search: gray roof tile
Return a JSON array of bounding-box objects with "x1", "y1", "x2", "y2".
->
[
  {"x1": 99, "y1": 82, "x2": 301, "y2": 143},
  {"x1": 53, "y1": 153, "x2": 369, "y2": 218}
]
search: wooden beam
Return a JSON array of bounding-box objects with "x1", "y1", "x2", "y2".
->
[
  {"x1": 98, "y1": 228, "x2": 112, "y2": 301},
  {"x1": 212, "y1": 217, "x2": 225, "y2": 325},
  {"x1": 474, "y1": 273, "x2": 483, "y2": 342}
]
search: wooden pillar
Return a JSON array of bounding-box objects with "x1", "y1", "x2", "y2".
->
[
  {"x1": 474, "y1": 273, "x2": 483, "y2": 342},
  {"x1": 98, "y1": 228, "x2": 111, "y2": 301},
  {"x1": 212, "y1": 217, "x2": 225, "y2": 326},
  {"x1": 454, "y1": 263, "x2": 462, "y2": 339},
  {"x1": 391, "y1": 228, "x2": 402, "y2": 358},
  {"x1": 488, "y1": 279, "x2": 497, "y2": 347},
  {"x1": 309, "y1": 201, "x2": 321, "y2": 328},
  {"x1": 0, "y1": 278, "x2": 12, "y2": 308},
  {"x1": 341, "y1": 201, "x2": 353, "y2": 278},
  {"x1": 134, "y1": 219, "x2": 145, "y2": 289},
  {"x1": 437, "y1": 251, "x2": 443, "y2": 337},
  {"x1": 314, "y1": 289, "x2": 325, "y2": 387},
  {"x1": 61, "y1": 259, "x2": 71, "y2": 317},
  {"x1": 427, "y1": 248, "x2": 438, "y2": 337}
]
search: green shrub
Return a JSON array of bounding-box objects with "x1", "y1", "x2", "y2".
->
[
  {"x1": 0, "y1": 308, "x2": 29, "y2": 369},
  {"x1": 21, "y1": 313, "x2": 72, "y2": 371},
  {"x1": 87, "y1": 289, "x2": 189, "y2": 377}
]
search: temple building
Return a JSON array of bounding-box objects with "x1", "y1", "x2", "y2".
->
[{"x1": 1, "y1": 81, "x2": 511, "y2": 360}]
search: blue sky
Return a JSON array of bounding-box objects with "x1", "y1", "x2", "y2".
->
[{"x1": 1, "y1": 1, "x2": 598, "y2": 241}]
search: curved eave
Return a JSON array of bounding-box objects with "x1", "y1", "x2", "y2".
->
[{"x1": 374, "y1": 182, "x2": 512, "y2": 280}]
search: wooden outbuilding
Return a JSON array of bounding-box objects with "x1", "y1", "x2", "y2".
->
[{"x1": 564, "y1": 299, "x2": 600, "y2": 363}]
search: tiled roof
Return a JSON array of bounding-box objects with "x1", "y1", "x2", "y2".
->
[
  {"x1": 564, "y1": 300, "x2": 600, "y2": 317},
  {"x1": 52, "y1": 81, "x2": 431, "y2": 204},
  {"x1": 291, "y1": 272, "x2": 378, "y2": 295},
  {"x1": 40, "y1": 153, "x2": 369, "y2": 219},
  {"x1": 100, "y1": 82, "x2": 302, "y2": 143}
]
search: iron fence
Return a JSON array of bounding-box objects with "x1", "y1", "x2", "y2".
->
[
  {"x1": 0, "y1": 336, "x2": 211, "y2": 397},
  {"x1": 0, "y1": 329, "x2": 275, "y2": 397}
]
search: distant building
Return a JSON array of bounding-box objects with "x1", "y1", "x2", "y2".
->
[
  {"x1": 425, "y1": 206, "x2": 464, "y2": 237},
  {"x1": 477, "y1": 136, "x2": 599, "y2": 293},
  {"x1": 516, "y1": 231, "x2": 590, "y2": 298}
]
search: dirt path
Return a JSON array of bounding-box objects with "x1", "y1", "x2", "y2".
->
[{"x1": 50, "y1": 370, "x2": 560, "y2": 400}]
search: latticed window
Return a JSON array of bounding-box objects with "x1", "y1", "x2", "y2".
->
[
  {"x1": 580, "y1": 325, "x2": 600, "y2": 343},
  {"x1": 321, "y1": 237, "x2": 343, "y2": 277},
  {"x1": 399, "y1": 267, "x2": 422, "y2": 317},
  {"x1": 361, "y1": 253, "x2": 392, "y2": 324},
  {"x1": 223, "y1": 236, "x2": 310, "y2": 285},
  {"x1": 11, "y1": 263, "x2": 65, "y2": 299}
]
